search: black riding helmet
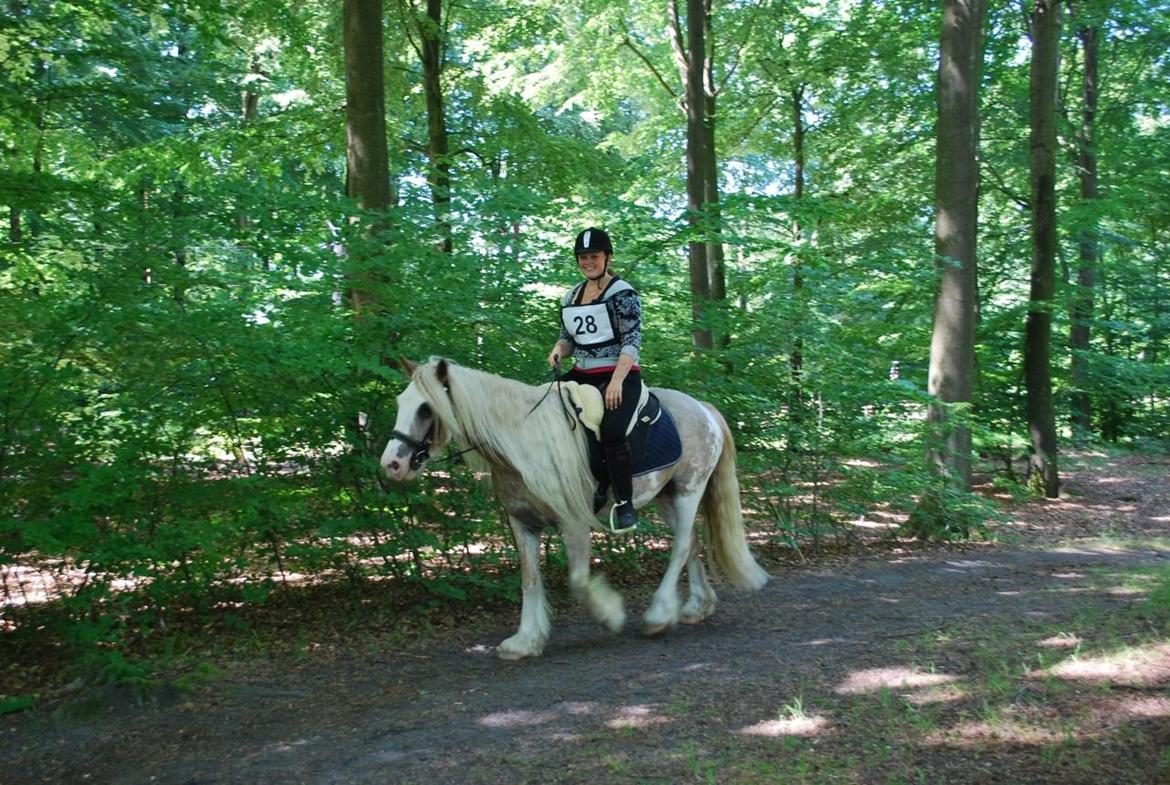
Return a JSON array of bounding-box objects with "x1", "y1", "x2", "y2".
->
[{"x1": 574, "y1": 227, "x2": 613, "y2": 256}]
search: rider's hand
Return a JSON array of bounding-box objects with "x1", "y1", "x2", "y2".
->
[
  {"x1": 547, "y1": 349, "x2": 561, "y2": 369},
  {"x1": 605, "y1": 380, "x2": 623, "y2": 410}
]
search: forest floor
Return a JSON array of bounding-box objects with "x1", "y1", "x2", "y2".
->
[{"x1": 3, "y1": 450, "x2": 1170, "y2": 785}]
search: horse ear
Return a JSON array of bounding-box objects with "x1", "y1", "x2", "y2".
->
[
  {"x1": 396, "y1": 356, "x2": 418, "y2": 375},
  {"x1": 436, "y1": 358, "x2": 450, "y2": 387}
]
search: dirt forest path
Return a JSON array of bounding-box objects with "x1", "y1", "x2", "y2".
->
[{"x1": 5, "y1": 454, "x2": 1170, "y2": 785}]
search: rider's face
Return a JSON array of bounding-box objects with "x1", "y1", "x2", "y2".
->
[{"x1": 577, "y1": 251, "x2": 609, "y2": 280}]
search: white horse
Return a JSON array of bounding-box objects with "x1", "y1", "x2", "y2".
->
[{"x1": 381, "y1": 357, "x2": 768, "y2": 660}]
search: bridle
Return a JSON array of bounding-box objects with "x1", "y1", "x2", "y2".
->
[
  {"x1": 389, "y1": 404, "x2": 478, "y2": 471},
  {"x1": 389, "y1": 420, "x2": 436, "y2": 471},
  {"x1": 390, "y1": 368, "x2": 568, "y2": 474}
]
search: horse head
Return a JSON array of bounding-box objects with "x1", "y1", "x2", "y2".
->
[{"x1": 381, "y1": 357, "x2": 453, "y2": 481}]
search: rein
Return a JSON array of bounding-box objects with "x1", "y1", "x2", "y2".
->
[
  {"x1": 526, "y1": 367, "x2": 578, "y2": 431},
  {"x1": 391, "y1": 419, "x2": 480, "y2": 468}
]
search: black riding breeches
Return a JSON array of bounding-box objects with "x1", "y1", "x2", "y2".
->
[
  {"x1": 565, "y1": 368, "x2": 642, "y2": 443},
  {"x1": 565, "y1": 367, "x2": 641, "y2": 503}
]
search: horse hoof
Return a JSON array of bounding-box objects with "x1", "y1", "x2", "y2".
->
[
  {"x1": 497, "y1": 637, "x2": 542, "y2": 660},
  {"x1": 497, "y1": 648, "x2": 527, "y2": 661},
  {"x1": 642, "y1": 621, "x2": 672, "y2": 636},
  {"x1": 681, "y1": 602, "x2": 716, "y2": 625}
]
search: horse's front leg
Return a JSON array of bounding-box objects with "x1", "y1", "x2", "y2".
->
[
  {"x1": 560, "y1": 519, "x2": 625, "y2": 634},
  {"x1": 497, "y1": 515, "x2": 551, "y2": 660}
]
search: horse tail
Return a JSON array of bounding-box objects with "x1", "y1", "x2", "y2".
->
[{"x1": 700, "y1": 405, "x2": 770, "y2": 592}]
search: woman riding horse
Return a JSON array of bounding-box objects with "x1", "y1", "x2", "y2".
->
[{"x1": 546, "y1": 227, "x2": 642, "y2": 532}]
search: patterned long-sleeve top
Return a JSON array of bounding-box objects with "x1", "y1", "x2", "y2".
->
[{"x1": 558, "y1": 277, "x2": 642, "y2": 370}]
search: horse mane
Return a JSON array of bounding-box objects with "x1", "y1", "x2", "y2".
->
[{"x1": 411, "y1": 358, "x2": 594, "y2": 525}]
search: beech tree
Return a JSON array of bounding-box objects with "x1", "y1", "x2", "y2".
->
[
  {"x1": 1069, "y1": 18, "x2": 1100, "y2": 434},
  {"x1": 908, "y1": 0, "x2": 986, "y2": 538},
  {"x1": 344, "y1": 0, "x2": 393, "y2": 313},
  {"x1": 1025, "y1": 0, "x2": 1061, "y2": 498},
  {"x1": 670, "y1": 0, "x2": 720, "y2": 350},
  {"x1": 400, "y1": 0, "x2": 452, "y2": 252}
]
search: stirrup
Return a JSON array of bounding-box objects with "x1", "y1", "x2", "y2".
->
[{"x1": 608, "y1": 500, "x2": 637, "y2": 534}]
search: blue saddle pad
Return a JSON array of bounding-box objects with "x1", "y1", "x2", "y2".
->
[
  {"x1": 633, "y1": 406, "x2": 682, "y2": 476},
  {"x1": 583, "y1": 395, "x2": 683, "y2": 485}
]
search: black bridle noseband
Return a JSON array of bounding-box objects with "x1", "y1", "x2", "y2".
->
[
  {"x1": 390, "y1": 414, "x2": 477, "y2": 470},
  {"x1": 389, "y1": 421, "x2": 436, "y2": 470}
]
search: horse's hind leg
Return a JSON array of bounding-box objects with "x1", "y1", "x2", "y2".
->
[
  {"x1": 561, "y1": 519, "x2": 625, "y2": 634},
  {"x1": 644, "y1": 491, "x2": 703, "y2": 635},
  {"x1": 681, "y1": 543, "x2": 718, "y2": 625},
  {"x1": 498, "y1": 515, "x2": 551, "y2": 660}
]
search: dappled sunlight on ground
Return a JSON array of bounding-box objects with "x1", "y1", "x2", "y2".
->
[
  {"x1": 902, "y1": 683, "x2": 970, "y2": 706},
  {"x1": 1036, "y1": 633, "x2": 1083, "y2": 648},
  {"x1": 476, "y1": 701, "x2": 675, "y2": 734},
  {"x1": 797, "y1": 637, "x2": 863, "y2": 647},
  {"x1": 926, "y1": 680, "x2": 1170, "y2": 751},
  {"x1": 1105, "y1": 584, "x2": 1150, "y2": 596},
  {"x1": 1094, "y1": 695, "x2": 1170, "y2": 721},
  {"x1": 940, "y1": 559, "x2": 1000, "y2": 570},
  {"x1": 605, "y1": 704, "x2": 672, "y2": 729},
  {"x1": 926, "y1": 717, "x2": 1074, "y2": 748},
  {"x1": 738, "y1": 714, "x2": 829, "y2": 737},
  {"x1": 478, "y1": 708, "x2": 563, "y2": 728},
  {"x1": 834, "y1": 666, "x2": 960, "y2": 695},
  {"x1": 1038, "y1": 642, "x2": 1170, "y2": 688}
]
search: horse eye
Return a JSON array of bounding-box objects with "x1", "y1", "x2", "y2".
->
[{"x1": 417, "y1": 402, "x2": 433, "y2": 420}]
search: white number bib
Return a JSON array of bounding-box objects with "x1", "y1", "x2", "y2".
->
[{"x1": 561, "y1": 301, "x2": 618, "y2": 347}]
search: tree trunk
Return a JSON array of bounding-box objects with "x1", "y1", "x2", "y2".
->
[
  {"x1": 701, "y1": 0, "x2": 726, "y2": 312},
  {"x1": 906, "y1": 0, "x2": 985, "y2": 539},
  {"x1": 343, "y1": 0, "x2": 392, "y2": 313},
  {"x1": 923, "y1": 0, "x2": 984, "y2": 496},
  {"x1": 789, "y1": 84, "x2": 806, "y2": 391},
  {"x1": 419, "y1": 0, "x2": 452, "y2": 252},
  {"x1": 703, "y1": 87, "x2": 727, "y2": 312},
  {"x1": 172, "y1": 181, "x2": 187, "y2": 268},
  {"x1": 238, "y1": 54, "x2": 261, "y2": 261},
  {"x1": 25, "y1": 56, "x2": 46, "y2": 240},
  {"x1": 242, "y1": 54, "x2": 261, "y2": 121},
  {"x1": 667, "y1": 0, "x2": 728, "y2": 352},
  {"x1": 1025, "y1": 0, "x2": 1061, "y2": 498},
  {"x1": 683, "y1": 0, "x2": 712, "y2": 350},
  {"x1": 1069, "y1": 23, "x2": 1098, "y2": 435}
]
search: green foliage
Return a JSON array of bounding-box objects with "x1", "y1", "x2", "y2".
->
[
  {"x1": 2, "y1": 0, "x2": 1168, "y2": 682},
  {"x1": 902, "y1": 477, "x2": 995, "y2": 542}
]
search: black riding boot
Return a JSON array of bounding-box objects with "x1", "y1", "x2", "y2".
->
[{"x1": 606, "y1": 441, "x2": 637, "y2": 533}]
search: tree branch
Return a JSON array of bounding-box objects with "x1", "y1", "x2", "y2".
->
[
  {"x1": 393, "y1": 0, "x2": 424, "y2": 60},
  {"x1": 983, "y1": 161, "x2": 1030, "y2": 209},
  {"x1": 620, "y1": 35, "x2": 680, "y2": 106},
  {"x1": 737, "y1": 91, "x2": 784, "y2": 142},
  {"x1": 667, "y1": 0, "x2": 689, "y2": 84},
  {"x1": 713, "y1": 0, "x2": 767, "y2": 95}
]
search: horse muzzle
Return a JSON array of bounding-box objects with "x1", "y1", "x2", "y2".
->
[{"x1": 382, "y1": 427, "x2": 434, "y2": 481}]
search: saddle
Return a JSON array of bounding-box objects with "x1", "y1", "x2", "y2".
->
[{"x1": 560, "y1": 382, "x2": 683, "y2": 505}]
